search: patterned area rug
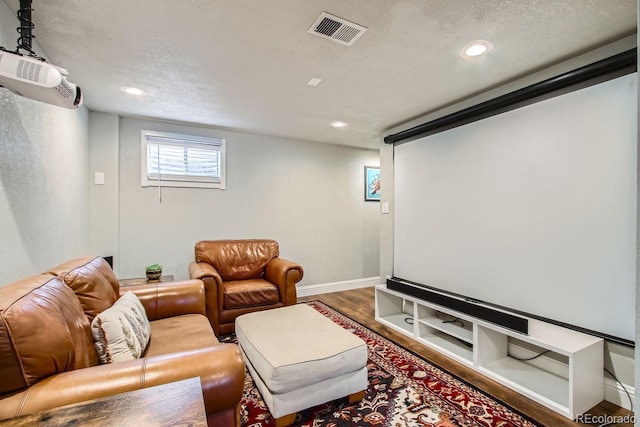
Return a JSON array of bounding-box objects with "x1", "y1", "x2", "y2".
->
[{"x1": 219, "y1": 301, "x2": 540, "y2": 427}]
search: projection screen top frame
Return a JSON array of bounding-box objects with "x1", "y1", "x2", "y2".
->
[{"x1": 384, "y1": 48, "x2": 636, "y2": 146}]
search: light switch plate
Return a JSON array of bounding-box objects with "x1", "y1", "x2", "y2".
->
[
  {"x1": 381, "y1": 202, "x2": 390, "y2": 214},
  {"x1": 94, "y1": 172, "x2": 105, "y2": 185}
]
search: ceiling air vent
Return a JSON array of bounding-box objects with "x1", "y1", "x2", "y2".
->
[{"x1": 308, "y1": 12, "x2": 367, "y2": 46}]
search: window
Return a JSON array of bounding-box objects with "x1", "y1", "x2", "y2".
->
[{"x1": 141, "y1": 130, "x2": 226, "y2": 189}]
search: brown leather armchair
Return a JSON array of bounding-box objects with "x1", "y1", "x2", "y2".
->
[{"x1": 189, "y1": 239, "x2": 304, "y2": 335}]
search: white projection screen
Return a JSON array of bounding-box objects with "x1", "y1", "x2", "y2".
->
[{"x1": 393, "y1": 73, "x2": 637, "y2": 343}]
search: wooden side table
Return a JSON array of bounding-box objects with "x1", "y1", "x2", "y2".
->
[
  {"x1": 0, "y1": 377, "x2": 207, "y2": 426},
  {"x1": 118, "y1": 275, "x2": 175, "y2": 287}
]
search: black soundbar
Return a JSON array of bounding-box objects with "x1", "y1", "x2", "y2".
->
[{"x1": 387, "y1": 277, "x2": 529, "y2": 334}]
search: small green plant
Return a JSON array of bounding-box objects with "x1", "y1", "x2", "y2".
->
[{"x1": 145, "y1": 263, "x2": 162, "y2": 272}]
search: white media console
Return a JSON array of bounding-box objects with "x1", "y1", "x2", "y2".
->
[{"x1": 374, "y1": 284, "x2": 604, "y2": 419}]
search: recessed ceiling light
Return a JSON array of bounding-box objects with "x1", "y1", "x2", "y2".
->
[
  {"x1": 331, "y1": 121, "x2": 347, "y2": 128},
  {"x1": 460, "y1": 40, "x2": 493, "y2": 61},
  {"x1": 121, "y1": 86, "x2": 146, "y2": 96},
  {"x1": 307, "y1": 77, "x2": 323, "y2": 87}
]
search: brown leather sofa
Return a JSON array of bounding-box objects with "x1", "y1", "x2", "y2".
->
[
  {"x1": 0, "y1": 256, "x2": 245, "y2": 427},
  {"x1": 189, "y1": 239, "x2": 304, "y2": 335}
]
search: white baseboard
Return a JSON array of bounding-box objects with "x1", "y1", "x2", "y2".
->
[
  {"x1": 605, "y1": 377, "x2": 635, "y2": 411},
  {"x1": 297, "y1": 276, "x2": 381, "y2": 298}
]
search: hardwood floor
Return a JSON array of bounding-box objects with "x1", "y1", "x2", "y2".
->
[{"x1": 298, "y1": 287, "x2": 634, "y2": 427}]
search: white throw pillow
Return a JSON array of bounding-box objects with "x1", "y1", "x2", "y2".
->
[{"x1": 91, "y1": 292, "x2": 151, "y2": 364}]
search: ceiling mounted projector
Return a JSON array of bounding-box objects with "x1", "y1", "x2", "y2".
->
[
  {"x1": 0, "y1": 51, "x2": 82, "y2": 109},
  {"x1": 0, "y1": 0, "x2": 82, "y2": 109}
]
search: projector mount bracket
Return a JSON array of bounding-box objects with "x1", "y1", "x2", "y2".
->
[{"x1": 0, "y1": 0, "x2": 45, "y2": 61}]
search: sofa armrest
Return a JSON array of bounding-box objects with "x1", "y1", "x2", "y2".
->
[
  {"x1": 265, "y1": 258, "x2": 304, "y2": 305},
  {"x1": 189, "y1": 262, "x2": 225, "y2": 333},
  {"x1": 121, "y1": 279, "x2": 206, "y2": 321},
  {"x1": 0, "y1": 345, "x2": 245, "y2": 421}
]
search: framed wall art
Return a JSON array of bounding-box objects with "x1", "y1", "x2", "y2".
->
[{"x1": 364, "y1": 166, "x2": 380, "y2": 201}]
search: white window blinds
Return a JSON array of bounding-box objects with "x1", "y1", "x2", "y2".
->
[{"x1": 141, "y1": 131, "x2": 226, "y2": 189}]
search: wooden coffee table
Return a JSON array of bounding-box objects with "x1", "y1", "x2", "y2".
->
[{"x1": 0, "y1": 378, "x2": 207, "y2": 426}]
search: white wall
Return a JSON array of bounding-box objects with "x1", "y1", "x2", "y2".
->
[
  {"x1": 381, "y1": 36, "x2": 637, "y2": 410},
  {"x1": 0, "y1": 1, "x2": 90, "y2": 284},
  {"x1": 89, "y1": 115, "x2": 380, "y2": 286},
  {"x1": 88, "y1": 113, "x2": 119, "y2": 267}
]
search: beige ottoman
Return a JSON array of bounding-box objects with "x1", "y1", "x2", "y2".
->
[{"x1": 235, "y1": 304, "x2": 368, "y2": 427}]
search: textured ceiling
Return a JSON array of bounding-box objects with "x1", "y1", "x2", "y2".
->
[{"x1": 1, "y1": 0, "x2": 637, "y2": 148}]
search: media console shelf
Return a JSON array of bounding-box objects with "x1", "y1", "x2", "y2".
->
[{"x1": 375, "y1": 285, "x2": 604, "y2": 419}]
